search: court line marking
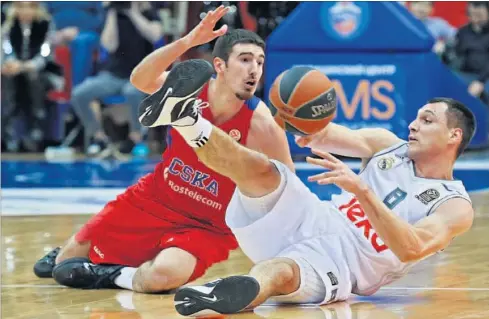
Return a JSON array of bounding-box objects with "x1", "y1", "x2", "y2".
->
[
  {"x1": 1, "y1": 284, "x2": 64, "y2": 288},
  {"x1": 2, "y1": 284, "x2": 489, "y2": 291},
  {"x1": 380, "y1": 286, "x2": 489, "y2": 291},
  {"x1": 295, "y1": 161, "x2": 489, "y2": 170}
]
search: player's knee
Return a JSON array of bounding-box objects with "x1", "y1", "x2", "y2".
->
[
  {"x1": 144, "y1": 248, "x2": 197, "y2": 291},
  {"x1": 241, "y1": 156, "x2": 281, "y2": 193},
  {"x1": 146, "y1": 261, "x2": 193, "y2": 291},
  {"x1": 251, "y1": 258, "x2": 300, "y2": 294}
]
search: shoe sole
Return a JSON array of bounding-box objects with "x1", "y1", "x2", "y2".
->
[
  {"x1": 138, "y1": 59, "x2": 214, "y2": 128},
  {"x1": 174, "y1": 276, "x2": 260, "y2": 317}
]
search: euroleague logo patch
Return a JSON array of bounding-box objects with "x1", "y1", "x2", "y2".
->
[
  {"x1": 415, "y1": 188, "x2": 440, "y2": 205},
  {"x1": 229, "y1": 129, "x2": 241, "y2": 142}
]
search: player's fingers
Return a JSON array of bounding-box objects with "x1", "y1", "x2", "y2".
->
[
  {"x1": 215, "y1": 5, "x2": 230, "y2": 20},
  {"x1": 213, "y1": 24, "x2": 228, "y2": 37},
  {"x1": 311, "y1": 149, "x2": 341, "y2": 163},
  {"x1": 306, "y1": 156, "x2": 336, "y2": 169},
  {"x1": 208, "y1": 6, "x2": 228, "y2": 25},
  {"x1": 202, "y1": 9, "x2": 216, "y2": 23},
  {"x1": 317, "y1": 176, "x2": 337, "y2": 185},
  {"x1": 308, "y1": 171, "x2": 338, "y2": 182}
]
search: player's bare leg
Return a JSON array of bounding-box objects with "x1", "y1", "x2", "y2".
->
[
  {"x1": 173, "y1": 258, "x2": 303, "y2": 316},
  {"x1": 55, "y1": 236, "x2": 91, "y2": 263},
  {"x1": 127, "y1": 248, "x2": 197, "y2": 292},
  {"x1": 195, "y1": 127, "x2": 281, "y2": 197},
  {"x1": 52, "y1": 246, "x2": 197, "y2": 292},
  {"x1": 245, "y1": 258, "x2": 301, "y2": 307}
]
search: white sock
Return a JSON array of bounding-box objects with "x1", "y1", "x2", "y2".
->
[
  {"x1": 175, "y1": 116, "x2": 213, "y2": 148},
  {"x1": 238, "y1": 162, "x2": 287, "y2": 221},
  {"x1": 115, "y1": 291, "x2": 136, "y2": 310},
  {"x1": 114, "y1": 267, "x2": 137, "y2": 290}
]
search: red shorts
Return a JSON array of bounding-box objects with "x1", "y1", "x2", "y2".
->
[{"x1": 75, "y1": 198, "x2": 238, "y2": 282}]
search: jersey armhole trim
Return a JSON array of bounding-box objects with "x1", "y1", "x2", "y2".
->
[{"x1": 426, "y1": 194, "x2": 472, "y2": 216}]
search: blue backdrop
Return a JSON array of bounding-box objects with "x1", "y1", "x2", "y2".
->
[{"x1": 264, "y1": 2, "x2": 489, "y2": 156}]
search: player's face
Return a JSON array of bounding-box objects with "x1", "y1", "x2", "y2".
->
[
  {"x1": 220, "y1": 43, "x2": 265, "y2": 100},
  {"x1": 15, "y1": 2, "x2": 38, "y2": 24},
  {"x1": 407, "y1": 102, "x2": 454, "y2": 160}
]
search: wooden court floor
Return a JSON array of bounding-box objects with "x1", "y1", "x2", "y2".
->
[{"x1": 2, "y1": 192, "x2": 489, "y2": 319}]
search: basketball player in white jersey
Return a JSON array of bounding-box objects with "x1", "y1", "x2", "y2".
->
[{"x1": 140, "y1": 82, "x2": 475, "y2": 315}]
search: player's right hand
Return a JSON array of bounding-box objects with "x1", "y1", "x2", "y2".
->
[{"x1": 184, "y1": 5, "x2": 230, "y2": 48}]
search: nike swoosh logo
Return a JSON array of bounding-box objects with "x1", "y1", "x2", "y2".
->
[
  {"x1": 161, "y1": 87, "x2": 173, "y2": 105},
  {"x1": 139, "y1": 106, "x2": 153, "y2": 122},
  {"x1": 200, "y1": 294, "x2": 218, "y2": 302},
  {"x1": 142, "y1": 106, "x2": 152, "y2": 117}
]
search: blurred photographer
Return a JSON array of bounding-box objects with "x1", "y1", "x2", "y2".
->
[
  {"x1": 452, "y1": 2, "x2": 489, "y2": 103},
  {"x1": 71, "y1": 1, "x2": 162, "y2": 157},
  {"x1": 1, "y1": 1, "x2": 63, "y2": 152}
]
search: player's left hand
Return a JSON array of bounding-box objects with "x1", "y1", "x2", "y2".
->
[{"x1": 306, "y1": 149, "x2": 367, "y2": 194}]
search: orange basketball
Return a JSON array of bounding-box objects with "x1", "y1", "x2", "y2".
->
[{"x1": 268, "y1": 66, "x2": 337, "y2": 136}]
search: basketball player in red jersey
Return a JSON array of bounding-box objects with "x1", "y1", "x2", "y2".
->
[{"x1": 33, "y1": 6, "x2": 294, "y2": 292}]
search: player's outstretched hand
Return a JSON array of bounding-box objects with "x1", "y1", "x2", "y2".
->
[
  {"x1": 184, "y1": 5, "x2": 230, "y2": 48},
  {"x1": 306, "y1": 149, "x2": 367, "y2": 194}
]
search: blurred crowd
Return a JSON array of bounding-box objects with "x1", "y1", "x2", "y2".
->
[
  {"x1": 0, "y1": 1, "x2": 298, "y2": 157},
  {"x1": 408, "y1": 1, "x2": 489, "y2": 104},
  {"x1": 1, "y1": 1, "x2": 488, "y2": 157}
]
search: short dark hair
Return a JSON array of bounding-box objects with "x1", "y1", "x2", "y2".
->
[
  {"x1": 427, "y1": 97, "x2": 476, "y2": 157},
  {"x1": 212, "y1": 29, "x2": 265, "y2": 62}
]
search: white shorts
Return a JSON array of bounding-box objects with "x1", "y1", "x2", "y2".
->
[{"x1": 226, "y1": 160, "x2": 353, "y2": 305}]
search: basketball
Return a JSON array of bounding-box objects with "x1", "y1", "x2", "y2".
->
[{"x1": 268, "y1": 66, "x2": 337, "y2": 136}]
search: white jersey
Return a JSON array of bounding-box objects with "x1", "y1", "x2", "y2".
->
[{"x1": 330, "y1": 141, "x2": 471, "y2": 295}]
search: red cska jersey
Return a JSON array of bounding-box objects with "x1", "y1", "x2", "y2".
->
[{"x1": 124, "y1": 83, "x2": 260, "y2": 235}]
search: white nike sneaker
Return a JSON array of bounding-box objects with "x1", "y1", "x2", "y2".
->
[
  {"x1": 138, "y1": 59, "x2": 214, "y2": 128},
  {"x1": 174, "y1": 276, "x2": 260, "y2": 317}
]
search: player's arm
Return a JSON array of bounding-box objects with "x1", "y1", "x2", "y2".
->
[
  {"x1": 356, "y1": 189, "x2": 474, "y2": 263},
  {"x1": 308, "y1": 150, "x2": 474, "y2": 263},
  {"x1": 130, "y1": 5, "x2": 229, "y2": 94},
  {"x1": 247, "y1": 102, "x2": 296, "y2": 173},
  {"x1": 296, "y1": 122, "x2": 403, "y2": 159}
]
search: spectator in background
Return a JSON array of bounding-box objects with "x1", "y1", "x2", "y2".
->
[
  {"x1": 70, "y1": 1, "x2": 162, "y2": 157},
  {"x1": 45, "y1": 1, "x2": 105, "y2": 41},
  {"x1": 44, "y1": 2, "x2": 105, "y2": 86},
  {"x1": 1, "y1": 2, "x2": 63, "y2": 152},
  {"x1": 453, "y1": 2, "x2": 489, "y2": 103},
  {"x1": 410, "y1": 1, "x2": 456, "y2": 55}
]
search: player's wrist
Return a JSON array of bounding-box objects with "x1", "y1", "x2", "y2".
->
[
  {"x1": 353, "y1": 181, "x2": 371, "y2": 197},
  {"x1": 180, "y1": 35, "x2": 196, "y2": 50}
]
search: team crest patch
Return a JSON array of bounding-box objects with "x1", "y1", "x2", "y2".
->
[
  {"x1": 415, "y1": 189, "x2": 440, "y2": 205},
  {"x1": 377, "y1": 157, "x2": 395, "y2": 170},
  {"x1": 229, "y1": 129, "x2": 241, "y2": 142}
]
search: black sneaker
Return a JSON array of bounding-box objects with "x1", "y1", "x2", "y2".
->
[
  {"x1": 174, "y1": 276, "x2": 260, "y2": 317},
  {"x1": 33, "y1": 247, "x2": 60, "y2": 278},
  {"x1": 52, "y1": 257, "x2": 124, "y2": 289},
  {"x1": 138, "y1": 59, "x2": 214, "y2": 128}
]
